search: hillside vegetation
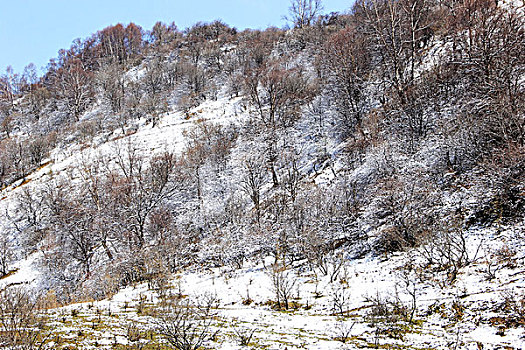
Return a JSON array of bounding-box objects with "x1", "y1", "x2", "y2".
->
[{"x1": 0, "y1": 0, "x2": 524, "y2": 349}]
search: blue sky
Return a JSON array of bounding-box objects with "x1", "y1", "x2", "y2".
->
[{"x1": 0, "y1": 0, "x2": 353, "y2": 75}]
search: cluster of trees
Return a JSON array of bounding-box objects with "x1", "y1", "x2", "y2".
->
[
  {"x1": 315, "y1": 0, "x2": 524, "y2": 252},
  {"x1": 0, "y1": 0, "x2": 523, "y2": 301},
  {"x1": 0, "y1": 20, "x2": 235, "y2": 134},
  {"x1": 11, "y1": 143, "x2": 188, "y2": 299},
  {"x1": 0, "y1": 134, "x2": 54, "y2": 189}
]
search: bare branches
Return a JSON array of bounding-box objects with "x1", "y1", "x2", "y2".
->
[
  {"x1": 0, "y1": 287, "x2": 49, "y2": 349},
  {"x1": 269, "y1": 264, "x2": 297, "y2": 310},
  {"x1": 259, "y1": 62, "x2": 314, "y2": 129},
  {"x1": 155, "y1": 294, "x2": 219, "y2": 350},
  {"x1": 288, "y1": 0, "x2": 324, "y2": 28},
  {"x1": 231, "y1": 323, "x2": 256, "y2": 346},
  {"x1": 320, "y1": 25, "x2": 371, "y2": 138},
  {"x1": 0, "y1": 232, "x2": 12, "y2": 277},
  {"x1": 240, "y1": 156, "x2": 267, "y2": 222}
]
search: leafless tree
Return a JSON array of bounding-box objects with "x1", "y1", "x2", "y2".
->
[
  {"x1": 321, "y1": 25, "x2": 371, "y2": 138},
  {"x1": 0, "y1": 232, "x2": 12, "y2": 277},
  {"x1": 56, "y1": 58, "x2": 94, "y2": 121},
  {"x1": 0, "y1": 113, "x2": 15, "y2": 139},
  {"x1": 155, "y1": 293, "x2": 219, "y2": 350},
  {"x1": 280, "y1": 149, "x2": 302, "y2": 204},
  {"x1": 240, "y1": 156, "x2": 267, "y2": 222},
  {"x1": 288, "y1": 0, "x2": 324, "y2": 28},
  {"x1": 353, "y1": 0, "x2": 435, "y2": 150},
  {"x1": 446, "y1": 0, "x2": 525, "y2": 156},
  {"x1": 0, "y1": 66, "x2": 20, "y2": 109},
  {"x1": 332, "y1": 319, "x2": 355, "y2": 343},
  {"x1": 181, "y1": 131, "x2": 208, "y2": 204},
  {"x1": 231, "y1": 323, "x2": 256, "y2": 346},
  {"x1": 244, "y1": 59, "x2": 314, "y2": 187},
  {"x1": 150, "y1": 21, "x2": 179, "y2": 48},
  {"x1": 97, "y1": 62, "x2": 125, "y2": 113},
  {"x1": 330, "y1": 284, "x2": 351, "y2": 316},
  {"x1": 48, "y1": 198, "x2": 99, "y2": 278},
  {"x1": 269, "y1": 264, "x2": 297, "y2": 310},
  {"x1": 417, "y1": 213, "x2": 483, "y2": 283},
  {"x1": 396, "y1": 259, "x2": 419, "y2": 323},
  {"x1": 111, "y1": 144, "x2": 178, "y2": 248},
  {"x1": 245, "y1": 60, "x2": 313, "y2": 130}
]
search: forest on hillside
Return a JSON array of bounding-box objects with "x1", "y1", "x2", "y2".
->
[{"x1": 0, "y1": 0, "x2": 523, "y2": 310}]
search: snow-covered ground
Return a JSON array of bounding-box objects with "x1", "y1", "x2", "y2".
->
[
  {"x1": 3, "y1": 226, "x2": 524, "y2": 348},
  {"x1": 13, "y1": 236, "x2": 520, "y2": 349}
]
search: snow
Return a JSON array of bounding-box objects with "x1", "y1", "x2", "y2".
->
[
  {"x1": 0, "y1": 252, "x2": 40, "y2": 290},
  {"x1": 15, "y1": 224, "x2": 520, "y2": 349}
]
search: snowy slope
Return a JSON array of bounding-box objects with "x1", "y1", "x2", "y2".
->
[{"x1": 1, "y1": 91, "x2": 525, "y2": 348}]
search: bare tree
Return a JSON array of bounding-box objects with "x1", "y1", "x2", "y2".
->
[
  {"x1": 240, "y1": 156, "x2": 267, "y2": 222},
  {"x1": 0, "y1": 113, "x2": 14, "y2": 138},
  {"x1": 0, "y1": 232, "x2": 12, "y2": 277},
  {"x1": 12, "y1": 187, "x2": 48, "y2": 248},
  {"x1": 244, "y1": 59, "x2": 314, "y2": 187},
  {"x1": 49, "y1": 200, "x2": 99, "y2": 278},
  {"x1": 321, "y1": 25, "x2": 371, "y2": 138},
  {"x1": 150, "y1": 21, "x2": 179, "y2": 48},
  {"x1": 231, "y1": 323, "x2": 256, "y2": 346},
  {"x1": 111, "y1": 144, "x2": 178, "y2": 248},
  {"x1": 97, "y1": 62, "x2": 125, "y2": 113},
  {"x1": 288, "y1": 0, "x2": 324, "y2": 28},
  {"x1": 332, "y1": 319, "x2": 355, "y2": 344},
  {"x1": 0, "y1": 66, "x2": 20, "y2": 109},
  {"x1": 22, "y1": 63, "x2": 50, "y2": 121},
  {"x1": 396, "y1": 260, "x2": 419, "y2": 323},
  {"x1": 330, "y1": 284, "x2": 352, "y2": 316},
  {"x1": 447, "y1": 0, "x2": 525, "y2": 154},
  {"x1": 353, "y1": 0, "x2": 435, "y2": 150},
  {"x1": 181, "y1": 131, "x2": 208, "y2": 204},
  {"x1": 245, "y1": 60, "x2": 313, "y2": 130},
  {"x1": 155, "y1": 294, "x2": 219, "y2": 350},
  {"x1": 417, "y1": 213, "x2": 483, "y2": 283},
  {"x1": 279, "y1": 147, "x2": 303, "y2": 204},
  {"x1": 56, "y1": 58, "x2": 94, "y2": 121},
  {"x1": 269, "y1": 264, "x2": 297, "y2": 310},
  {"x1": 354, "y1": 0, "x2": 433, "y2": 97}
]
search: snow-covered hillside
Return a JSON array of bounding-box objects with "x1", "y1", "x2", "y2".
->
[
  {"x1": 1, "y1": 93, "x2": 524, "y2": 349},
  {"x1": 1, "y1": 0, "x2": 524, "y2": 349}
]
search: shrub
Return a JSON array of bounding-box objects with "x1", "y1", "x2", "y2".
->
[
  {"x1": 155, "y1": 293, "x2": 219, "y2": 350},
  {"x1": 0, "y1": 287, "x2": 50, "y2": 349}
]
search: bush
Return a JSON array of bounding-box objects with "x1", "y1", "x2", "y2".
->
[
  {"x1": 155, "y1": 293, "x2": 219, "y2": 350},
  {"x1": 0, "y1": 287, "x2": 50, "y2": 349},
  {"x1": 268, "y1": 263, "x2": 296, "y2": 310}
]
